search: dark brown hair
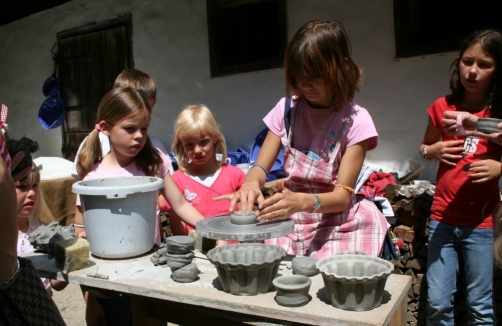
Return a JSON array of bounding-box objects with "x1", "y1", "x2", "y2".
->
[
  {"x1": 113, "y1": 69, "x2": 157, "y2": 101},
  {"x1": 447, "y1": 29, "x2": 502, "y2": 118},
  {"x1": 284, "y1": 20, "x2": 362, "y2": 110},
  {"x1": 76, "y1": 87, "x2": 161, "y2": 179}
]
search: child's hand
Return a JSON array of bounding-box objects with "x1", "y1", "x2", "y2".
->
[
  {"x1": 442, "y1": 111, "x2": 479, "y2": 136},
  {"x1": 428, "y1": 140, "x2": 464, "y2": 166},
  {"x1": 255, "y1": 179, "x2": 300, "y2": 222},
  {"x1": 85, "y1": 292, "x2": 107, "y2": 326},
  {"x1": 77, "y1": 231, "x2": 87, "y2": 238},
  {"x1": 213, "y1": 182, "x2": 263, "y2": 214},
  {"x1": 465, "y1": 159, "x2": 502, "y2": 183}
]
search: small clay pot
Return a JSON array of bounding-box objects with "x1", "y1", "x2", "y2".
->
[
  {"x1": 273, "y1": 275, "x2": 312, "y2": 307},
  {"x1": 230, "y1": 211, "x2": 258, "y2": 225},
  {"x1": 478, "y1": 118, "x2": 502, "y2": 134},
  {"x1": 166, "y1": 236, "x2": 196, "y2": 254},
  {"x1": 292, "y1": 256, "x2": 318, "y2": 276}
]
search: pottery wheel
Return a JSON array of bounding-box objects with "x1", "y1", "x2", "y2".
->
[{"x1": 196, "y1": 215, "x2": 294, "y2": 242}]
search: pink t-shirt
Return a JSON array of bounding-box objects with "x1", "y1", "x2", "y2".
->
[
  {"x1": 77, "y1": 151, "x2": 172, "y2": 245},
  {"x1": 263, "y1": 97, "x2": 378, "y2": 164},
  {"x1": 166, "y1": 164, "x2": 245, "y2": 231},
  {"x1": 17, "y1": 218, "x2": 52, "y2": 296}
]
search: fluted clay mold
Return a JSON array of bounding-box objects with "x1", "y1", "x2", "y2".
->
[
  {"x1": 478, "y1": 118, "x2": 502, "y2": 134},
  {"x1": 171, "y1": 263, "x2": 201, "y2": 283},
  {"x1": 291, "y1": 256, "x2": 318, "y2": 276},
  {"x1": 166, "y1": 236, "x2": 196, "y2": 254},
  {"x1": 230, "y1": 211, "x2": 258, "y2": 225},
  {"x1": 207, "y1": 243, "x2": 286, "y2": 295},
  {"x1": 316, "y1": 254, "x2": 394, "y2": 311},
  {"x1": 273, "y1": 275, "x2": 312, "y2": 307}
]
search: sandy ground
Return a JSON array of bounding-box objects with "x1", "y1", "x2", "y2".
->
[{"x1": 52, "y1": 282, "x2": 87, "y2": 326}]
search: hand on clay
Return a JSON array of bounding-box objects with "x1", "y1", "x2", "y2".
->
[
  {"x1": 427, "y1": 140, "x2": 465, "y2": 166},
  {"x1": 255, "y1": 179, "x2": 299, "y2": 222},
  {"x1": 443, "y1": 111, "x2": 502, "y2": 143},
  {"x1": 465, "y1": 159, "x2": 502, "y2": 183},
  {"x1": 213, "y1": 182, "x2": 263, "y2": 214}
]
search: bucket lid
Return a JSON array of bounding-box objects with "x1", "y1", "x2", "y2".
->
[{"x1": 72, "y1": 176, "x2": 164, "y2": 199}]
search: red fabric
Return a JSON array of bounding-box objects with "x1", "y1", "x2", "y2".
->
[
  {"x1": 357, "y1": 172, "x2": 396, "y2": 197},
  {"x1": 428, "y1": 97, "x2": 502, "y2": 229}
]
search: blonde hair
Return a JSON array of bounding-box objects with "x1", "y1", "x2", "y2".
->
[
  {"x1": 76, "y1": 87, "x2": 161, "y2": 179},
  {"x1": 113, "y1": 69, "x2": 157, "y2": 101},
  {"x1": 171, "y1": 104, "x2": 226, "y2": 171},
  {"x1": 15, "y1": 163, "x2": 43, "y2": 222},
  {"x1": 494, "y1": 205, "x2": 502, "y2": 268}
]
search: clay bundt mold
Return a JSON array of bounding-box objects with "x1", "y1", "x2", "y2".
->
[
  {"x1": 316, "y1": 254, "x2": 393, "y2": 311},
  {"x1": 207, "y1": 243, "x2": 286, "y2": 295}
]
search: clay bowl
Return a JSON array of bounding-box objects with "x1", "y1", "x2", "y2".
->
[
  {"x1": 478, "y1": 118, "x2": 502, "y2": 134},
  {"x1": 230, "y1": 211, "x2": 258, "y2": 225},
  {"x1": 316, "y1": 254, "x2": 394, "y2": 311},
  {"x1": 207, "y1": 243, "x2": 286, "y2": 295},
  {"x1": 291, "y1": 256, "x2": 318, "y2": 276},
  {"x1": 273, "y1": 275, "x2": 312, "y2": 307}
]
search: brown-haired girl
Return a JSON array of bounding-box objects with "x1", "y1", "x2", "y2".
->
[
  {"x1": 74, "y1": 87, "x2": 203, "y2": 325},
  {"x1": 216, "y1": 20, "x2": 387, "y2": 259},
  {"x1": 419, "y1": 29, "x2": 502, "y2": 324}
]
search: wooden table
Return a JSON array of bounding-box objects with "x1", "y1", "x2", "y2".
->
[{"x1": 25, "y1": 251, "x2": 411, "y2": 326}]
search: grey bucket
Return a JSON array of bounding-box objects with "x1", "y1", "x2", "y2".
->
[{"x1": 72, "y1": 176, "x2": 164, "y2": 258}]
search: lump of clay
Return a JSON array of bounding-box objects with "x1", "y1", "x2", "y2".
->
[
  {"x1": 166, "y1": 252, "x2": 195, "y2": 271},
  {"x1": 6, "y1": 137, "x2": 39, "y2": 176},
  {"x1": 166, "y1": 236, "x2": 196, "y2": 254},
  {"x1": 230, "y1": 211, "x2": 258, "y2": 225},
  {"x1": 29, "y1": 222, "x2": 76, "y2": 255},
  {"x1": 150, "y1": 243, "x2": 169, "y2": 266},
  {"x1": 55, "y1": 238, "x2": 90, "y2": 272},
  {"x1": 292, "y1": 256, "x2": 318, "y2": 276},
  {"x1": 171, "y1": 263, "x2": 200, "y2": 283}
]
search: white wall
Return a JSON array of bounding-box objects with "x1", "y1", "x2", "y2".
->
[{"x1": 0, "y1": 0, "x2": 455, "y2": 181}]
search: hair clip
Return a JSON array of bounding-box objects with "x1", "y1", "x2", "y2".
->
[{"x1": 31, "y1": 164, "x2": 43, "y2": 173}]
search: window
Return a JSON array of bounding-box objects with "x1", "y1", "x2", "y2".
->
[
  {"x1": 206, "y1": 0, "x2": 287, "y2": 77},
  {"x1": 393, "y1": 0, "x2": 502, "y2": 59}
]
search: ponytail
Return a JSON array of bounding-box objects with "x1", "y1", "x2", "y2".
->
[{"x1": 76, "y1": 129, "x2": 102, "y2": 180}]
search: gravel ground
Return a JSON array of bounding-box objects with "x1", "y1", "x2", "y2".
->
[{"x1": 52, "y1": 282, "x2": 87, "y2": 326}]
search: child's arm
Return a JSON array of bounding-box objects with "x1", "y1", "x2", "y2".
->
[
  {"x1": 74, "y1": 206, "x2": 86, "y2": 238},
  {"x1": 255, "y1": 140, "x2": 368, "y2": 222},
  {"x1": 160, "y1": 173, "x2": 204, "y2": 227},
  {"x1": 214, "y1": 130, "x2": 282, "y2": 214},
  {"x1": 420, "y1": 116, "x2": 464, "y2": 166},
  {"x1": 168, "y1": 211, "x2": 189, "y2": 236}
]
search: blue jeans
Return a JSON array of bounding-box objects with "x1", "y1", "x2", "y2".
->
[{"x1": 426, "y1": 220, "x2": 495, "y2": 326}]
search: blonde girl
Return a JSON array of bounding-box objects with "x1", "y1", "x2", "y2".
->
[
  {"x1": 16, "y1": 163, "x2": 67, "y2": 295},
  {"x1": 167, "y1": 104, "x2": 245, "y2": 236}
]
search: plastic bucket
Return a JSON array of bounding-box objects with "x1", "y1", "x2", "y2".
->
[{"x1": 72, "y1": 176, "x2": 164, "y2": 258}]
